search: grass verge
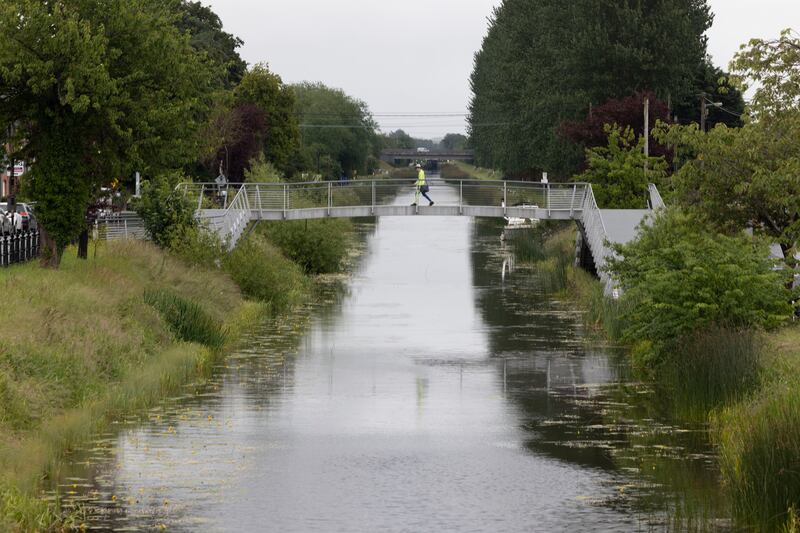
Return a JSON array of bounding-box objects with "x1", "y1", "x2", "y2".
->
[
  {"x1": 0, "y1": 240, "x2": 262, "y2": 531},
  {"x1": 713, "y1": 325, "x2": 800, "y2": 531}
]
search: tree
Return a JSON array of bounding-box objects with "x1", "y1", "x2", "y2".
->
[
  {"x1": 173, "y1": 0, "x2": 247, "y2": 89},
  {"x1": 559, "y1": 91, "x2": 672, "y2": 160},
  {"x1": 0, "y1": 0, "x2": 214, "y2": 265},
  {"x1": 574, "y1": 125, "x2": 667, "y2": 208},
  {"x1": 440, "y1": 133, "x2": 468, "y2": 151},
  {"x1": 607, "y1": 209, "x2": 790, "y2": 355},
  {"x1": 292, "y1": 82, "x2": 379, "y2": 179},
  {"x1": 730, "y1": 28, "x2": 800, "y2": 117},
  {"x1": 234, "y1": 64, "x2": 301, "y2": 174},
  {"x1": 468, "y1": 0, "x2": 713, "y2": 179},
  {"x1": 654, "y1": 118, "x2": 800, "y2": 253},
  {"x1": 672, "y1": 60, "x2": 745, "y2": 129},
  {"x1": 652, "y1": 30, "x2": 800, "y2": 253},
  {"x1": 380, "y1": 130, "x2": 415, "y2": 150}
]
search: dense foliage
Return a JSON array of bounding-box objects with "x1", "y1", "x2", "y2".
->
[
  {"x1": 174, "y1": 0, "x2": 247, "y2": 88},
  {"x1": 233, "y1": 64, "x2": 301, "y2": 175},
  {"x1": 293, "y1": 82, "x2": 380, "y2": 179},
  {"x1": 468, "y1": 0, "x2": 712, "y2": 178},
  {"x1": 574, "y1": 126, "x2": 667, "y2": 208},
  {"x1": 607, "y1": 210, "x2": 790, "y2": 359},
  {"x1": 135, "y1": 173, "x2": 197, "y2": 248},
  {"x1": 559, "y1": 92, "x2": 672, "y2": 159},
  {"x1": 261, "y1": 218, "x2": 353, "y2": 275},
  {"x1": 0, "y1": 0, "x2": 214, "y2": 264}
]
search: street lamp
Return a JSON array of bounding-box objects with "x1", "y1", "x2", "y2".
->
[{"x1": 701, "y1": 95, "x2": 723, "y2": 132}]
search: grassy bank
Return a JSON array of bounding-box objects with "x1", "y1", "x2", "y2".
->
[
  {"x1": 441, "y1": 161, "x2": 502, "y2": 181},
  {"x1": 714, "y1": 325, "x2": 800, "y2": 531},
  {"x1": 0, "y1": 240, "x2": 266, "y2": 530},
  {"x1": 519, "y1": 226, "x2": 800, "y2": 530}
]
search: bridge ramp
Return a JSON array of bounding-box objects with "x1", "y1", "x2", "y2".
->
[{"x1": 598, "y1": 210, "x2": 651, "y2": 245}]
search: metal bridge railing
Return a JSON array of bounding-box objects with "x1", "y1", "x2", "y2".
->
[
  {"x1": 578, "y1": 185, "x2": 618, "y2": 296},
  {"x1": 648, "y1": 183, "x2": 666, "y2": 210},
  {"x1": 94, "y1": 212, "x2": 147, "y2": 241},
  {"x1": 177, "y1": 179, "x2": 590, "y2": 217}
]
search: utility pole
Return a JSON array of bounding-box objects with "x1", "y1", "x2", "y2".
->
[
  {"x1": 700, "y1": 94, "x2": 707, "y2": 132},
  {"x1": 643, "y1": 96, "x2": 650, "y2": 179},
  {"x1": 700, "y1": 94, "x2": 723, "y2": 132},
  {"x1": 5, "y1": 124, "x2": 16, "y2": 215}
]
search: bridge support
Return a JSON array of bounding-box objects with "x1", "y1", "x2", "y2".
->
[{"x1": 574, "y1": 223, "x2": 598, "y2": 277}]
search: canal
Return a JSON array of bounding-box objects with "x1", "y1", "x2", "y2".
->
[{"x1": 54, "y1": 179, "x2": 727, "y2": 531}]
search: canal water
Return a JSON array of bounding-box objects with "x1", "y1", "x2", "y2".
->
[{"x1": 53, "y1": 179, "x2": 727, "y2": 531}]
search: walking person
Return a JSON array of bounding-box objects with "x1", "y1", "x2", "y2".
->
[{"x1": 411, "y1": 163, "x2": 434, "y2": 206}]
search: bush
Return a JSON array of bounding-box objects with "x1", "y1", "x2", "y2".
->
[
  {"x1": 134, "y1": 171, "x2": 196, "y2": 248},
  {"x1": 169, "y1": 225, "x2": 226, "y2": 269},
  {"x1": 261, "y1": 218, "x2": 352, "y2": 274},
  {"x1": 607, "y1": 209, "x2": 791, "y2": 358},
  {"x1": 223, "y1": 235, "x2": 308, "y2": 312},
  {"x1": 143, "y1": 289, "x2": 228, "y2": 350}
]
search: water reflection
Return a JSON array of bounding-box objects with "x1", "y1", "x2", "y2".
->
[{"x1": 49, "y1": 180, "x2": 727, "y2": 531}]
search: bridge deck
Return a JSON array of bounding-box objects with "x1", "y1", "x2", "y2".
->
[{"x1": 177, "y1": 179, "x2": 663, "y2": 297}]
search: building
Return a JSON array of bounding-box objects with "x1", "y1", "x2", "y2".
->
[{"x1": 1, "y1": 160, "x2": 25, "y2": 199}]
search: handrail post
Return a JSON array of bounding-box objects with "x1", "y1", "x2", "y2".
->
[
  {"x1": 283, "y1": 184, "x2": 288, "y2": 219},
  {"x1": 328, "y1": 181, "x2": 332, "y2": 216},
  {"x1": 569, "y1": 183, "x2": 577, "y2": 217},
  {"x1": 503, "y1": 181, "x2": 507, "y2": 216},
  {"x1": 198, "y1": 184, "x2": 205, "y2": 211},
  {"x1": 256, "y1": 184, "x2": 262, "y2": 217},
  {"x1": 371, "y1": 180, "x2": 376, "y2": 215},
  {"x1": 546, "y1": 182, "x2": 551, "y2": 218},
  {"x1": 459, "y1": 181, "x2": 463, "y2": 215}
]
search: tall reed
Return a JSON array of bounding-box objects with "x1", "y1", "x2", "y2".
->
[{"x1": 143, "y1": 289, "x2": 228, "y2": 350}]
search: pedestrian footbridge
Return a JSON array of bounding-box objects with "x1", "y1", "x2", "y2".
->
[{"x1": 176, "y1": 179, "x2": 665, "y2": 295}]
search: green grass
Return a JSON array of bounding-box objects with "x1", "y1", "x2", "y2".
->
[
  {"x1": 143, "y1": 289, "x2": 228, "y2": 350},
  {"x1": 441, "y1": 161, "x2": 502, "y2": 181},
  {"x1": 0, "y1": 240, "x2": 256, "y2": 530},
  {"x1": 224, "y1": 234, "x2": 310, "y2": 312},
  {"x1": 714, "y1": 325, "x2": 800, "y2": 531}
]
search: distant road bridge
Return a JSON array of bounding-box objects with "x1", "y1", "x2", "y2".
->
[
  {"x1": 177, "y1": 179, "x2": 665, "y2": 296},
  {"x1": 379, "y1": 149, "x2": 475, "y2": 163}
]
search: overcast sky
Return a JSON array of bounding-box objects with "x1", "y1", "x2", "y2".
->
[{"x1": 205, "y1": 0, "x2": 797, "y2": 139}]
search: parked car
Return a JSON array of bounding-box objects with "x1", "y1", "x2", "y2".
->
[{"x1": 0, "y1": 202, "x2": 37, "y2": 230}]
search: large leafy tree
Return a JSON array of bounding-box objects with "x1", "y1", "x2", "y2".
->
[
  {"x1": 440, "y1": 133, "x2": 468, "y2": 151},
  {"x1": 292, "y1": 82, "x2": 379, "y2": 179},
  {"x1": 654, "y1": 29, "x2": 800, "y2": 253},
  {"x1": 174, "y1": 0, "x2": 247, "y2": 89},
  {"x1": 469, "y1": 0, "x2": 712, "y2": 179},
  {"x1": 234, "y1": 64, "x2": 300, "y2": 174},
  {"x1": 559, "y1": 91, "x2": 673, "y2": 161},
  {"x1": 0, "y1": 0, "x2": 214, "y2": 265}
]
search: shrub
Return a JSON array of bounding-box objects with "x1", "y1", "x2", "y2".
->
[
  {"x1": 134, "y1": 171, "x2": 196, "y2": 248},
  {"x1": 607, "y1": 209, "x2": 791, "y2": 358},
  {"x1": 223, "y1": 235, "x2": 308, "y2": 312},
  {"x1": 261, "y1": 218, "x2": 352, "y2": 274},
  {"x1": 169, "y1": 225, "x2": 226, "y2": 269},
  {"x1": 143, "y1": 289, "x2": 227, "y2": 350}
]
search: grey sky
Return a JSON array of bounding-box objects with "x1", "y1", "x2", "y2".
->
[{"x1": 206, "y1": 0, "x2": 797, "y2": 139}]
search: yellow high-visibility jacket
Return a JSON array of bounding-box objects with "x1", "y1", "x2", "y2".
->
[{"x1": 415, "y1": 169, "x2": 426, "y2": 187}]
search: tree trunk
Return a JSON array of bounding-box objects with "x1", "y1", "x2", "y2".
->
[
  {"x1": 38, "y1": 225, "x2": 62, "y2": 268},
  {"x1": 77, "y1": 228, "x2": 89, "y2": 259}
]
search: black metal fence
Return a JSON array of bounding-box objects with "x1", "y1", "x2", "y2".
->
[{"x1": 0, "y1": 229, "x2": 40, "y2": 267}]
